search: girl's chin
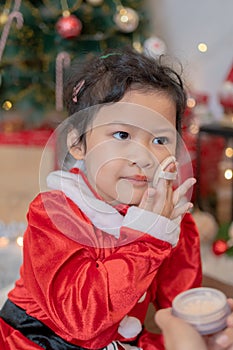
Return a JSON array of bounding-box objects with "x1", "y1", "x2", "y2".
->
[
  {"x1": 115, "y1": 195, "x2": 142, "y2": 207},
  {"x1": 99, "y1": 186, "x2": 144, "y2": 206},
  {"x1": 105, "y1": 195, "x2": 142, "y2": 207}
]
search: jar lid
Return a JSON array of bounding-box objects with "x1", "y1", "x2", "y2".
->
[{"x1": 172, "y1": 287, "x2": 231, "y2": 335}]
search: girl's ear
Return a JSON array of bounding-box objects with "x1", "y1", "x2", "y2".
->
[{"x1": 67, "y1": 129, "x2": 85, "y2": 160}]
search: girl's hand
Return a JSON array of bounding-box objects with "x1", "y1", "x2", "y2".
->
[
  {"x1": 139, "y1": 163, "x2": 175, "y2": 217},
  {"x1": 139, "y1": 162, "x2": 196, "y2": 219}
]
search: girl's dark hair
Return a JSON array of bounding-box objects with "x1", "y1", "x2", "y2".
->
[{"x1": 64, "y1": 47, "x2": 187, "y2": 138}]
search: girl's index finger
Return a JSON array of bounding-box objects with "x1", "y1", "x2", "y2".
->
[{"x1": 173, "y1": 178, "x2": 196, "y2": 206}]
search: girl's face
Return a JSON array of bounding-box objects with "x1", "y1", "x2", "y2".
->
[{"x1": 70, "y1": 90, "x2": 177, "y2": 206}]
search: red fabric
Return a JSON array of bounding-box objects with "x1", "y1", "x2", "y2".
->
[
  {"x1": 1, "y1": 183, "x2": 202, "y2": 349},
  {"x1": 138, "y1": 331, "x2": 165, "y2": 350},
  {"x1": 0, "y1": 318, "x2": 42, "y2": 350},
  {"x1": 182, "y1": 131, "x2": 224, "y2": 199},
  {"x1": 0, "y1": 129, "x2": 53, "y2": 146}
]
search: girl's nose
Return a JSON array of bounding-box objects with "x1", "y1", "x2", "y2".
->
[{"x1": 127, "y1": 142, "x2": 155, "y2": 169}]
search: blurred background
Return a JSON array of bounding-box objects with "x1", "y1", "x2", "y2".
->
[{"x1": 0, "y1": 0, "x2": 233, "y2": 304}]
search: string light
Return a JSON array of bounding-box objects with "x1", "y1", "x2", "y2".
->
[
  {"x1": 187, "y1": 97, "x2": 196, "y2": 109},
  {"x1": 189, "y1": 123, "x2": 199, "y2": 135},
  {"x1": 225, "y1": 147, "x2": 233, "y2": 158},
  {"x1": 16, "y1": 236, "x2": 24, "y2": 247},
  {"x1": 133, "y1": 40, "x2": 143, "y2": 53},
  {"x1": 0, "y1": 222, "x2": 26, "y2": 249},
  {"x1": 119, "y1": 8, "x2": 130, "y2": 23},
  {"x1": 198, "y1": 42, "x2": 208, "y2": 53},
  {"x1": 224, "y1": 169, "x2": 233, "y2": 180},
  {"x1": 2, "y1": 100, "x2": 12, "y2": 110},
  {"x1": 0, "y1": 237, "x2": 10, "y2": 247}
]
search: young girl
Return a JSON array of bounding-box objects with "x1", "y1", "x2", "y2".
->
[{"x1": 1, "y1": 48, "x2": 231, "y2": 350}]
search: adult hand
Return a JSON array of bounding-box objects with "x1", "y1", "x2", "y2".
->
[
  {"x1": 155, "y1": 300, "x2": 233, "y2": 350},
  {"x1": 207, "y1": 298, "x2": 233, "y2": 350},
  {"x1": 155, "y1": 308, "x2": 207, "y2": 350}
]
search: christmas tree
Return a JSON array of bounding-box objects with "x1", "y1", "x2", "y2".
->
[{"x1": 0, "y1": 0, "x2": 164, "y2": 128}]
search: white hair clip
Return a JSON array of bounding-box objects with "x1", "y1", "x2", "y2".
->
[
  {"x1": 153, "y1": 156, "x2": 177, "y2": 187},
  {"x1": 72, "y1": 79, "x2": 85, "y2": 103}
]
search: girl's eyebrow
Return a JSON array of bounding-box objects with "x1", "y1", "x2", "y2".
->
[
  {"x1": 106, "y1": 121, "x2": 131, "y2": 125},
  {"x1": 102, "y1": 121, "x2": 138, "y2": 128},
  {"x1": 109, "y1": 122, "x2": 175, "y2": 133}
]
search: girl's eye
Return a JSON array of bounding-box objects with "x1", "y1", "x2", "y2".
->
[
  {"x1": 153, "y1": 137, "x2": 169, "y2": 145},
  {"x1": 113, "y1": 131, "x2": 130, "y2": 140}
]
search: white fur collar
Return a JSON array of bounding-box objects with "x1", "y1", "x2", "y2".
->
[{"x1": 47, "y1": 167, "x2": 124, "y2": 238}]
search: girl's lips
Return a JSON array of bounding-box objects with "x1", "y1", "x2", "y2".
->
[{"x1": 121, "y1": 175, "x2": 149, "y2": 185}]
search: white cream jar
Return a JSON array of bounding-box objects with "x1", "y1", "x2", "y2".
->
[{"x1": 172, "y1": 287, "x2": 231, "y2": 335}]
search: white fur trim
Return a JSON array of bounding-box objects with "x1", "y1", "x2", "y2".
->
[
  {"x1": 122, "y1": 206, "x2": 180, "y2": 246},
  {"x1": 118, "y1": 316, "x2": 142, "y2": 339},
  {"x1": 47, "y1": 170, "x2": 122, "y2": 238}
]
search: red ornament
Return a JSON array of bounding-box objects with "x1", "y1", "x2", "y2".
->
[
  {"x1": 212, "y1": 239, "x2": 228, "y2": 255},
  {"x1": 56, "y1": 14, "x2": 82, "y2": 39},
  {"x1": 219, "y1": 63, "x2": 233, "y2": 110}
]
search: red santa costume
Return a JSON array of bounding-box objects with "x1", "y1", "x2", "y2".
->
[{"x1": 0, "y1": 166, "x2": 202, "y2": 350}]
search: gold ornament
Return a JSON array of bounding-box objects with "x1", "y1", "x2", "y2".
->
[{"x1": 114, "y1": 6, "x2": 139, "y2": 33}]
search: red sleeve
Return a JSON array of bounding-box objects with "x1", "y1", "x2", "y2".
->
[
  {"x1": 19, "y1": 191, "x2": 173, "y2": 343},
  {"x1": 153, "y1": 213, "x2": 202, "y2": 309}
]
